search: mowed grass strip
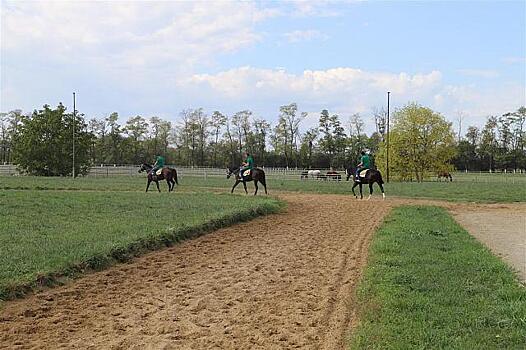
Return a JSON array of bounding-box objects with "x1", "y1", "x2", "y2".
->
[
  {"x1": 0, "y1": 175, "x2": 144, "y2": 192},
  {"x1": 350, "y1": 206, "x2": 526, "y2": 350},
  {"x1": 1, "y1": 174, "x2": 525, "y2": 202},
  {"x1": 0, "y1": 190, "x2": 283, "y2": 301},
  {"x1": 185, "y1": 176, "x2": 526, "y2": 203}
]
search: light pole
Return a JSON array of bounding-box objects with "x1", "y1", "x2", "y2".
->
[
  {"x1": 72, "y1": 92, "x2": 76, "y2": 179},
  {"x1": 386, "y1": 91, "x2": 390, "y2": 183}
]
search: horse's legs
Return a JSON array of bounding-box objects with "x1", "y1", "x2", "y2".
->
[
  {"x1": 231, "y1": 180, "x2": 240, "y2": 193},
  {"x1": 242, "y1": 181, "x2": 248, "y2": 194},
  {"x1": 351, "y1": 182, "x2": 358, "y2": 197},
  {"x1": 155, "y1": 181, "x2": 161, "y2": 192},
  {"x1": 146, "y1": 179, "x2": 151, "y2": 192},
  {"x1": 359, "y1": 183, "x2": 363, "y2": 199},
  {"x1": 166, "y1": 179, "x2": 171, "y2": 192},
  {"x1": 260, "y1": 176, "x2": 268, "y2": 194},
  {"x1": 254, "y1": 181, "x2": 258, "y2": 196},
  {"x1": 378, "y1": 182, "x2": 386, "y2": 200},
  {"x1": 367, "y1": 183, "x2": 373, "y2": 200}
]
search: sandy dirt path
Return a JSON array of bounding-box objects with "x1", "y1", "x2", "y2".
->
[
  {"x1": 450, "y1": 204, "x2": 526, "y2": 282},
  {"x1": 0, "y1": 194, "x2": 391, "y2": 350}
]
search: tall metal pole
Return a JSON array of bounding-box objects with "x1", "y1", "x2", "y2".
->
[
  {"x1": 386, "y1": 91, "x2": 390, "y2": 183},
  {"x1": 73, "y1": 92, "x2": 76, "y2": 179}
]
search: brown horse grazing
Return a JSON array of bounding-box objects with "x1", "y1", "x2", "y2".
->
[
  {"x1": 226, "y1": 166, "x2": 268, "y2": 195},
  {"x1": 437, "y1": 171, "x2": 453, "y2": 182},
  {"x1": 349, "y1": 167, "x2": 386, "y2": 200},
  {"x1": 138, "y1": 163, "x2": 178, "y2": 192}
]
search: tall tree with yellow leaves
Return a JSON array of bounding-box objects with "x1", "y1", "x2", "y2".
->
[{"x1": 376, "y1": 103, "x2": 456, "y2": 182}]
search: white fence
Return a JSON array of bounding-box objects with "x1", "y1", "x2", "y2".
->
[{"x1": 1, "y1": 164, "x2": 525, "y2": 183}]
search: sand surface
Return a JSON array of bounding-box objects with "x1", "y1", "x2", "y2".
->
[
  {"x1": 451, "y1": 204, "x2": 526, "y2": 282},
  {"x1": 0, "y1": 194, "x2": 391, "y2": 350}
]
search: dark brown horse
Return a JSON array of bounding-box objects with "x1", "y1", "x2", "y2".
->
[
  {"x1": 437, "y1": 171, "x2": 453, "y2": 182},
  {"x1": 226, "y1": 166, "x2": 268, "y2": 195},
  {"x1": 139, "y1": 163, "x2": 178, "y2": 192},
  {"x1": 349, "y1": 167, "x2": 386, "y2": 200}
]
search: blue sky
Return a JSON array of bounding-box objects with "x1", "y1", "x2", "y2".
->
[{"x1": 1, "y1": 0, "x2": 525, "y2": 133}]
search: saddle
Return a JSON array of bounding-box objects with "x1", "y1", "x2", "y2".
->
[
  {"x1": 359, "y1": 169, "x2": 369, "y2": 178},
  {"x1": 242, "y1": 169, "x2": 252, "y2": 177},
  {"x1": 156, "y1": 168, "x2": 163, "y2": 176}
]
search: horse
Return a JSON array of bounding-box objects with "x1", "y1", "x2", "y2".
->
[
  {"x1": 437, "y1": 171, "x2": 453, "y2": 182},
  {"x1": 226, "y1": 166, "x2": 268, "y2": 195},
  {"x1": 349, "y1": 167, "x2": 386, "y2": 200},
  {"x1": 138, "y1": 163, "x2": 178, "y2": 192},
  {"x1": 326, "y1": 170, "x2": 341, "y2": 181},
  {"x1": 308, "y1": 169, "x2": 321, "y2": 179}
]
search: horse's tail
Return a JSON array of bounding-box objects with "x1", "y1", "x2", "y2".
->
[
  {"x1": 173, "y1": 169, "x2": 179, "y2": 185},
  {"x1": 377, "y1": 170, "x2": 385, "y2": 185},
  {"x1": 258, "y1": 169, "x2": 267, "y2": 186}
]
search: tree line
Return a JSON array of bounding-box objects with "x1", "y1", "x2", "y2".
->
[
  {"x1": 0, "y1": 102, "x2": 524, "y2": 179},
  {"x1": 453, "y1": 107, "x2": 526, "y2": 172}
]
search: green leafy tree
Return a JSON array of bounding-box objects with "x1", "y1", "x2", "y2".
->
[
  {"x1": 376, "y1": 103, "x2": 456, "y2": 182},
  {"x1": 124, "y1": 115, "x2": 148, "y2": 164},
  {"x1": 299, "y1": 128, "x2": 318, "y2": 168},
  {"x1": 480, "y1": 116, "x2": 498, "y2": 171},
  {"x1": 318, "y1": 110, "x2": 347, "y2": 167},
  {"x1": 0, "y1": 110, "x2": 22, "y2": 164},
  {"x1": 12, "y1": 104, "x2": 92, "y2": 176},
  {"x1": 210, "y1": 111, "x2": 227, "y2": 166},
  {"x1": 253, "y1": 118, "x2": 270, "y2": 165}
]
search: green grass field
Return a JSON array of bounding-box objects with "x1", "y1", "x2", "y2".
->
[
  {"x1": 350, "y1": 206, "x2": 526, "y2": 349},
  {"x1": 1, "y1": 174, "x2": 524, "y2": 202},
  {"x1": 0, "y1": 190, "x2": 282, "y2": 301}
]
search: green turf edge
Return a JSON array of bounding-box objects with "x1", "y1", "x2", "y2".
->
[
  {"x1": 348, "y1": 205, "x2": 526, "y2": 350},
  {"x1": 0, "y1": 199, "x2": 285, "y2": 302}
]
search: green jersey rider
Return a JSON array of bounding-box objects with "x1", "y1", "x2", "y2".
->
[
  {"x1": 355, "y1": 151, "x2": 370, "y2": 182},
  {"x1": 150, "y1": 155, "x2": 165, "y2": 176},
  {"x1": 240, "y1": 151, "x2": 254, "y2": 178}
]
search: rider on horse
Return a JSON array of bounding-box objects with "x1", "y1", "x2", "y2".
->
[
  {"x1": 355, "y1": 151, "x2": 370, "y2": 182},
  {"x1": 150, "y1": 155, "x2": 165, "y2": 177},
  {"x1": 240, "y1": 151, "x2": 254, "y2": 179}
]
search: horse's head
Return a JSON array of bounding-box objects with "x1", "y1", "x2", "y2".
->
[
  {"x1": 226, "y1": 166, "x2": 238, "y2": 179},
  {"x1": 138, "y1": 163, "x2": 151, "y2": 173}
]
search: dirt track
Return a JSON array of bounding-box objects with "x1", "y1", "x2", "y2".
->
[
  {"x1": 0, "y1": 194, "x2": 391, "y2": 349},
  {"x1": 451, "y1": 204, "x2": 526, "y2": 282}
]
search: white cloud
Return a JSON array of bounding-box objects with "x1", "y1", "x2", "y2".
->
[
  {"x1": 286, "y1": 0, "x2": 351, "y2": 17},
  {"x1": 436, "y1": 83, "x2": 525, "y2": 118},
  {"x1": 457, "y1": 69, "x2": 500, "y2": 79},
  {"x1": 1, "y1": 1, "x2": 273, "y2": 73},
  {"x1": 187, "y1": 66, "x2": 442, "y2": 99},
  {"x1": 185, "y1": 66, "x2": 523, "y2": 128},
  {"x1": 284, "y1": 29, "x2": 329, "y2": 43},
  {"x1": 502, "y1": 56, "x2": 526, "y2": 64}
]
